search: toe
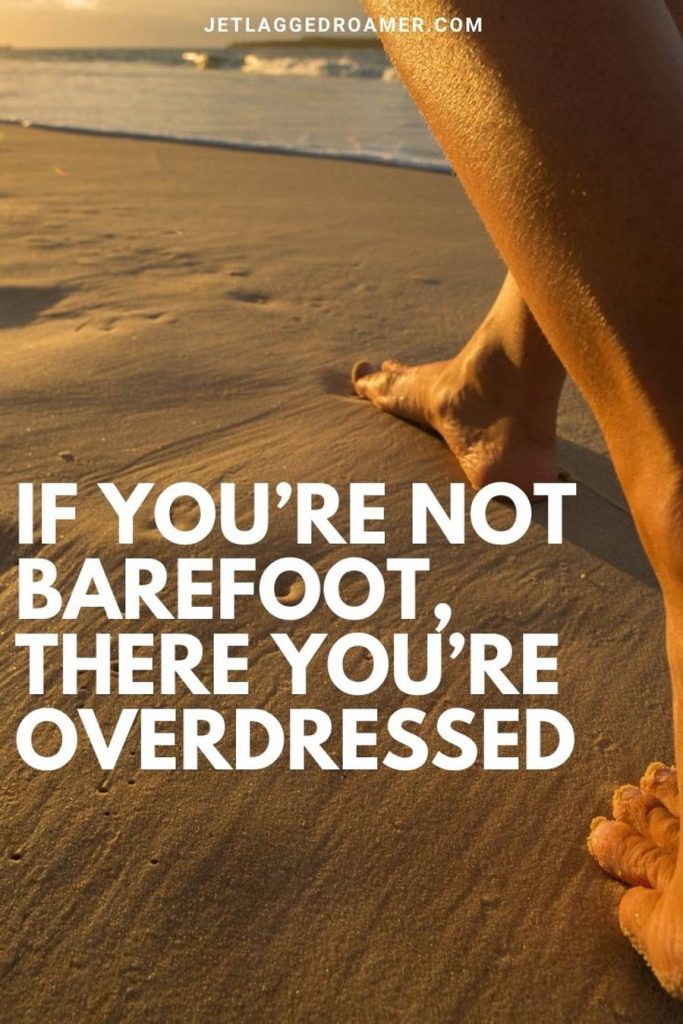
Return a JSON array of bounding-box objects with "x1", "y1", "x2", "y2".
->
[
  {"x1": 619, "y1": 885, "x2": 661, "y2": 952},
  {"x1": 351, "y1": 360, "x2": 375, "y2": 387},
  {"x1": 613, "y1": 784, "x2": 679, "y2": 849},
  {"x1": 588, "y1": 818, "x2": 675, "y2": 888},
  {"x1": 642, "y1": 805, "x2": 679, "y2": 850},
  {"x1": 352, "y1": 367, "x2": 396, "y2": 406},
  {"x1": 641, "y1": 762, "x2": 680, "y2": 817},
  {"x1": 613, "y1": 785, "x2": 658, "y2": 828},
  {"x1": 350, "y1": 359, "x2": 435, "y2": 430}
]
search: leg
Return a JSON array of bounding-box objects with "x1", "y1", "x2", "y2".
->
[
  {"x1": 354, "y1": 270, "x2": 565, "y2": 492},
  {"x1": 360, "y1": 0, "x2": 683, "y2": 995},
  {"x1": 355, "y1": 1, "x2": 683, "y2": 495}
]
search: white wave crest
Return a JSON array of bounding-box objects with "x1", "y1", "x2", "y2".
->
[{"x1": 241, "y1": 53, "x2": 391, "y2": 80}]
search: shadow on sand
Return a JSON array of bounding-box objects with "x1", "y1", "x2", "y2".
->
[
  {"x1": 539, "y1": 437, "x2": 655, "y2": 587},
  {"x1": 0, "y1": 285, "x2": 70, "y2": 329}
]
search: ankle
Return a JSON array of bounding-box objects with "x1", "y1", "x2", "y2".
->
[
  {"x1": 458, "y1": 325, "x2": 562, "y2": 439},
  {"x1": 630, "y1": 470, "x2": 683, "y2": 596}
]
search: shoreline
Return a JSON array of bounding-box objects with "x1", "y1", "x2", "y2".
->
[{"x1": 0, "y1": 116, "x2": 452, "y2": 175}]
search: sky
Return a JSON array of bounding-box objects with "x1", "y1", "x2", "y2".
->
[{"x1": 0, "y1": 0, "x2": 364, "y2": 48}]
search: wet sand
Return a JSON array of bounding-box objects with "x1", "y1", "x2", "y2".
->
[{"x1": 0, "y1": 124, "x2": 680, "y2": 1023}]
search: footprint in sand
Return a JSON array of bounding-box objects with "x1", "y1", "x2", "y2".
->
[
  {"x1": 594, "y1": 733, "x2": 616, "y2": 753},
  {"x1": 229, "y1": 289, "x2": 271, "y2": 305},
  {"x1": 140, "y1": 311, "x2": 177, "y2": 325}
]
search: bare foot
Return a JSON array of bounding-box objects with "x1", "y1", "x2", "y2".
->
[
  {"x1": 588, "y1": 762, "x2": 683, "y2": 998},
  {"x1": 352, "y1": 325, "x2": 562, "y2": 493}
]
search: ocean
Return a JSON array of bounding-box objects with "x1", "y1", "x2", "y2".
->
[{"x1": 0, "y1": 45, "x2": 448, "y2": 172}]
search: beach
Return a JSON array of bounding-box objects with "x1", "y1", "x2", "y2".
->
[{"x1": 0, "y1": 124, "x2": 678, "y2": 1023}]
